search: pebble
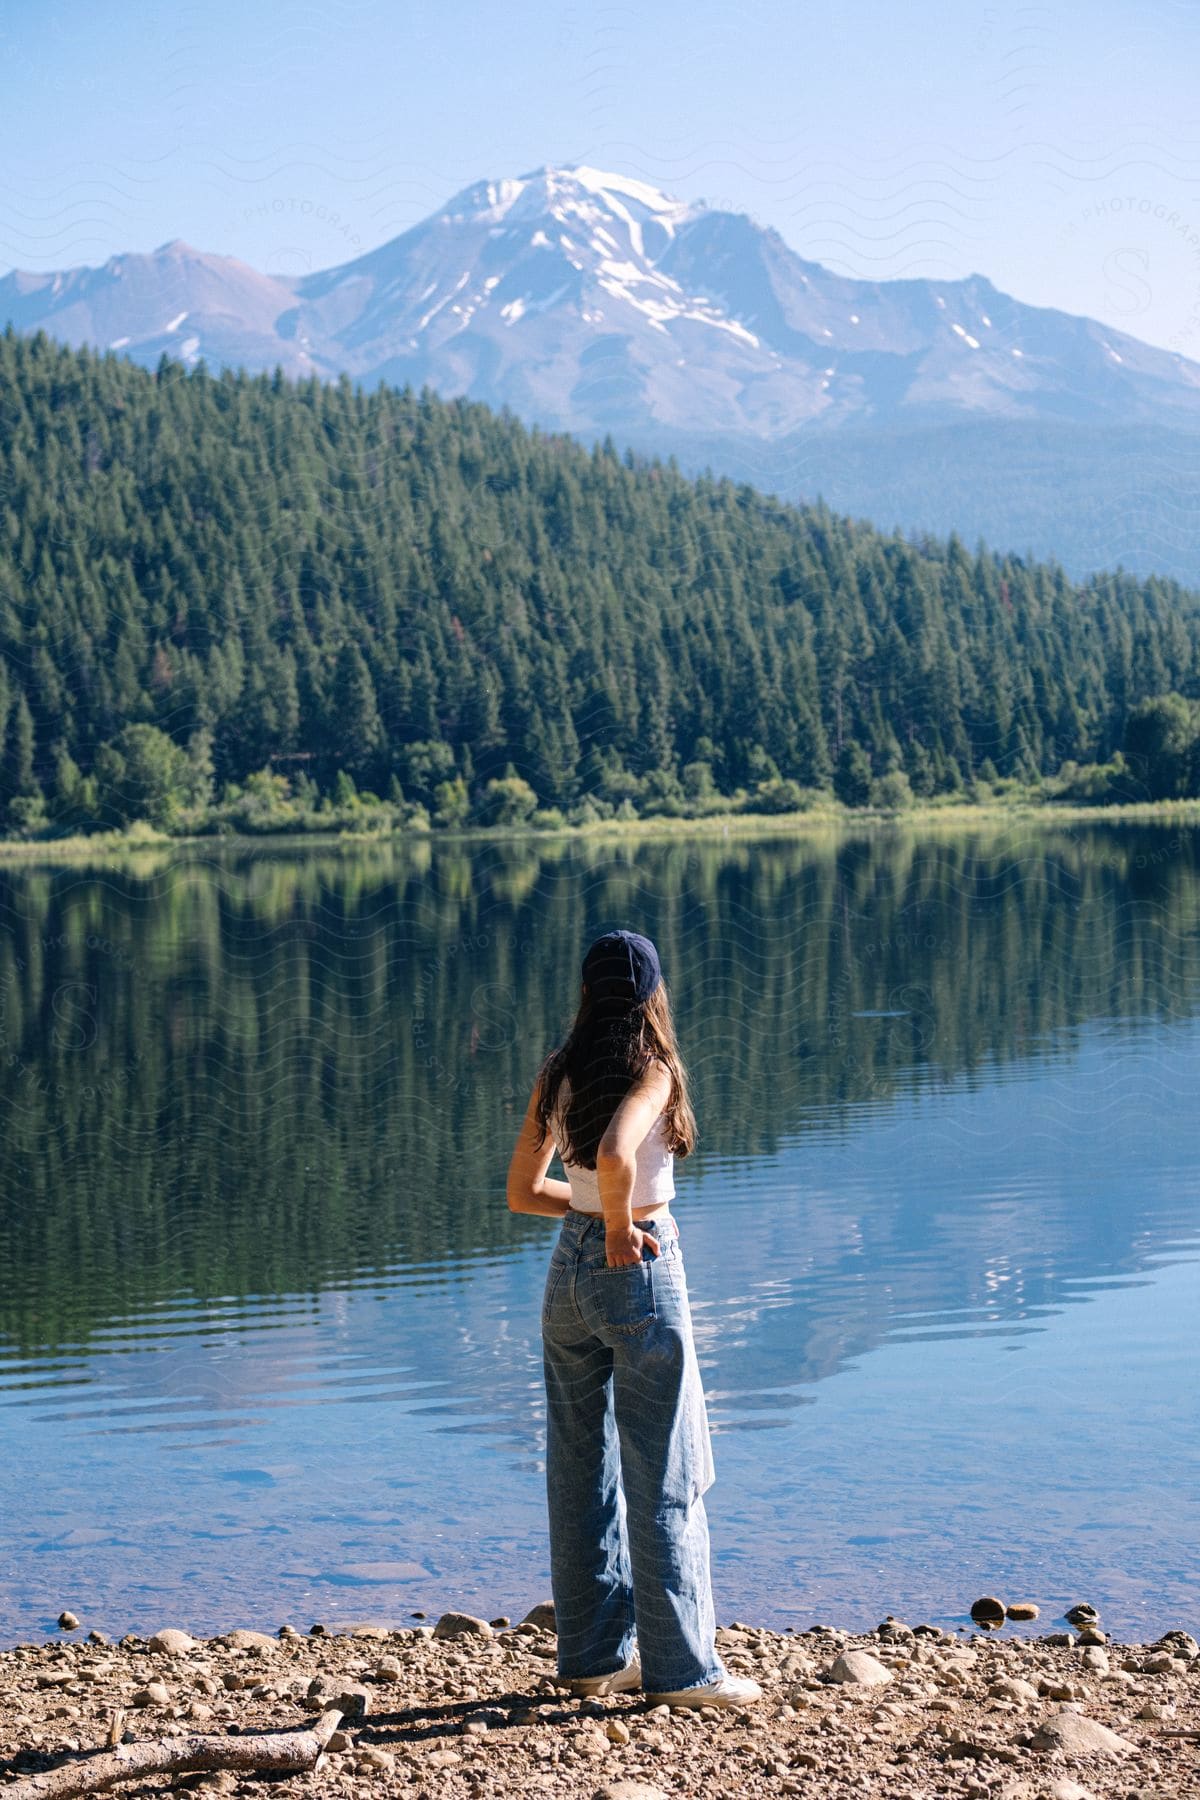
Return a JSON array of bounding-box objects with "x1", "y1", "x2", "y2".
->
[
  {"x1": 1063, "y1": 1603, "x2": 1100, "y2": 1628},
  {"x1": 989, "y1": 1676, "x2": 1040, "y2": 1704},
  {"x1": 463, "y1": 1708, "x2": 507, "y2": 1733},
  {"x1": 132, "y1": 1682, "x2": 171, "y2": 1708},
  {"x1": 147, "y1": 1628, "x2": 197, "y2": 1655},
  {"x1": 222, "y1": 1629, "x2": 277, "y2": 1651},
  {"x1": 1040, "y1": 1679, "x2": 1085, "y2": 1701},
  {"x1": 354, "y1": 1747, "x2": 394, "y2": 1773},
  {"x1": 522, "y1": 1601, "x2": 557, "y2": 1632},
  {"x1": 1005, "y1": 1601, "x2": 1040, "y2": 1621},
  {"x1": 591, "y1": 1784, "x2": 669, "y2": 1800},
  {"x1": 330, "y1": 1685, "x2": 371, "y2": 1719},
  {"x1": 57, "y1": 1611, "x2": 80, "y2": 1631}
]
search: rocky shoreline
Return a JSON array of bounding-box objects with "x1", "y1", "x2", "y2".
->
[{"x1": 2, "y1": 1605, "x2": 1197, "y2": 1800}]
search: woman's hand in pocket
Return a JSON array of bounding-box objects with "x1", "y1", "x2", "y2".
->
[{"x1": 605, "y1": 1223, "x2": 661, "y2": 1267}]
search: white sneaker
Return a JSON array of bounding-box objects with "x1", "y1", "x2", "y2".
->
[
  {"x1": 644, "y1": 1671, "x2": 762, "y2": 1708},
  {"x1": 565, "y1": 1656, "x2": 642, "y2": 1697}
]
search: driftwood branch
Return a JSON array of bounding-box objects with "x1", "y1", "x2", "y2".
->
[{"x1": 3, "y1": 1703, "x2": 349, "y2": 1800}]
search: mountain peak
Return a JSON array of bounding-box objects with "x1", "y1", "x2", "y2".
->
[
  {"x1": 439, "y1": 164, "x2": 699, "y2": 235},
  {"x1": 539, "y1": 163, "x2": 691, "y2": 216}
]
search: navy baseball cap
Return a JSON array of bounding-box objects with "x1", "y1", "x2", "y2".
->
[{"x1": 582, "y1": 929, "x2": 662, "y2": 1004}]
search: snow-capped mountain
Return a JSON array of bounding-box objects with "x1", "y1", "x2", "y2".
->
[
  {"x1": 8, "y1": 164, "x2": 1200, "y2": 435},
  {"x1": 6, "y1": 164, "x2": 1200, "y2": 579}
]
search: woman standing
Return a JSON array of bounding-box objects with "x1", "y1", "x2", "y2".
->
[{"x1": 506, "y1": 928, "x2": 761, "y2": 1708}]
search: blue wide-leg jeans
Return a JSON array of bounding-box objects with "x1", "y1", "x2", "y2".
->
[{"x1": 541, "y1": 1208, "x2": 726, "y2": 1694}]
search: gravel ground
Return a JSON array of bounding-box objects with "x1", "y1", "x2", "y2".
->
[{"x1": 2, "y1": 1608, "x2": 1197, "y2": 1800}]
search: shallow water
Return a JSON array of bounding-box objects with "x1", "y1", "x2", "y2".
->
[{"x1": 1, "y1": 821, "x2": 1198, "y2": 1646}]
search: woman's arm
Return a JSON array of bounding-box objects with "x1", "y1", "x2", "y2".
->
[
  {"x1": 506, "y1": 1076, "x2": 573, "y2": 1217},
  {"x1": 596, "y1": 1059, "x2": 672, "y2": 1265}
]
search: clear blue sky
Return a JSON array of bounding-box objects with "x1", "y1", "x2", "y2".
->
[{"x1": 2, "y1": 0, "x2": 1199, "y2": 354}]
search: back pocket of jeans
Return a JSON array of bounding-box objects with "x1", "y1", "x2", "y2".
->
[
  {"x1": 541, "y1": 1258, "x2": 570, "y2": 1329},
  {"x1": 592, "y1": 1258, "x2": 657, "y2": 1335}
]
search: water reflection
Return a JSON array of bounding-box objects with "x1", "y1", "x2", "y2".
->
[{"x1": 1, "y1": 823, "x2": 1198, "y2": 1642}]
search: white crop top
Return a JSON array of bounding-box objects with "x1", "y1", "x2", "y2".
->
[{"x1": 550, "y1": 1076, "x2": 676, "y2": 1215}]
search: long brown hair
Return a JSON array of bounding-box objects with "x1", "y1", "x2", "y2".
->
[{"x1": 534, "y1": 979, "x2": 697, "y2": 1169}]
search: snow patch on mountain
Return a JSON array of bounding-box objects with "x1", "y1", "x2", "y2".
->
[{"x1": 570, "y1": 165, "x2": 689, "y2": 217}]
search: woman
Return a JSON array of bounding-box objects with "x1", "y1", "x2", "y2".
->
[{"x1": 506, "y1": 928, "x2": 761, "y2": 1708}]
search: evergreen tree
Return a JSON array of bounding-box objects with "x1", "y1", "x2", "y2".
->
[
  {"x1": 3, "y1": 691, "x2": 38, "y2": 807},
  {"x1": 835, "y1": 741, "x2": 872, "y2": 807},
  {"x1": 330, "y1": 642, "x2": 385, "y2": 782},
  {"x1": 1122, "y1": 694, "x2": 1199, "y2": 798}
]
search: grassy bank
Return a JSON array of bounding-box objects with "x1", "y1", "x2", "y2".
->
[{"x1": 1, "y1": 795, "x2": 1199, "y2": 865}]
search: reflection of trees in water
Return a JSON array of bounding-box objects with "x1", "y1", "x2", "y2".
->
[{"x1": 0, "y1": 824, "x2": 1197, "y2": 1352}]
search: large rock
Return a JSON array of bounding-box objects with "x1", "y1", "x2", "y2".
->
[
  {"x1": 521, "y1": 1601, "x2": 556, "y2": 1632},
  {"x1": 1030, "y1": 1710, "x2": 1135, "y2": 1757},
  {"x1": 432, "y1": 1611, "x2": 493, "y2": 1641},
  {"x1": 147, "y1": 1628, "x2": 197, "y2": 1655},
  {"x1": 824, "y1": 1649, "x2": 892, "y2": 1686},
  {"x1": 222, "y1": 1629, "x2": 277, "y2": 1651}
]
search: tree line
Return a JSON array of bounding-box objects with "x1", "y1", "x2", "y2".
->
[{"x1": 2, "y1": 327, "x2": 1200, "y2": 838}]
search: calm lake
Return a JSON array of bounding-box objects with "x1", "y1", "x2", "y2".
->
[{"x1": 1, "y1": 820, "x2": 1198, "y2": 1650}]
